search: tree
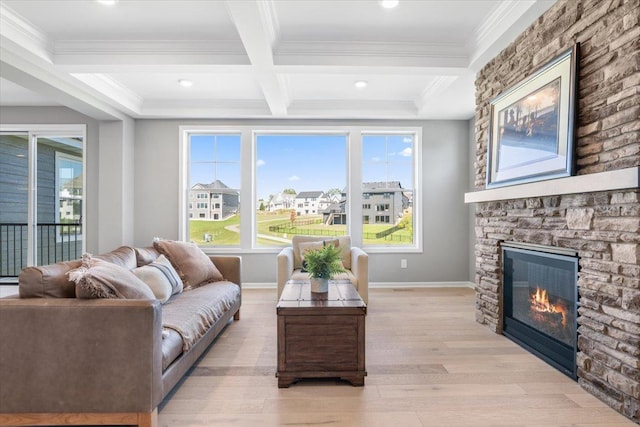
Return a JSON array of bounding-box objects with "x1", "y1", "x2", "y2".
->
[
  {"x1": 259, "y1": 202, "x2": 265, "y2": 211},
  {"x1": 283, "y1": 188, "x2": 296, "y2": 195},
  {"x1": 290, "y1": 209, "x2": 296, "y2": 226},
  {"x1": 326, "y1": 188, "x2": 342, "y2": 197}
]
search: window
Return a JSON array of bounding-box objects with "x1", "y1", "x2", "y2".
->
[
  {"x1": 255, "y1": 133, "x2": 347, "y2": 247},
  {"x1": 180, "y1": 126, "x2": 421, "y2": 252},
  {"x1": 362, "y1": 133, "x2": 417, "y2": 247},
  {"x1": 187, "y1": 133, "x2": 241, "y2": 246},
  {"x1": 0, "y1": 126, "x2": 86, "y2": 277}
]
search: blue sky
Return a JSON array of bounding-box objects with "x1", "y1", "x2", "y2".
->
[{"x1": 190, "y1": 133, "x2": 414, "y2": 201}]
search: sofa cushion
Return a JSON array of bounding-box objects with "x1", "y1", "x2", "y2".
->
[
  {"x1": 132, "y1": 255, "x2": 183, "y2": 303},
  {"x1": 68, "y1": 256, "x2": 155, "y2": 299},
  {"x1": 161, "y1": 281, "x2": 240, "y2": 351},
  {"x1": 135, "y1": 246, "x2": 161, "y2": 267},
  {"x1": 161, "y1": 328, "x2": 184, "y2": 372},
  {"x1": 19, "y1": 259, "x2": 81, "y2": 298},
  {"x1": 153, "y1": 239, "x2": 223, "y2": 289},
  {"x1": 94, "y1": 246, "x2": 138, "y2": 270}
]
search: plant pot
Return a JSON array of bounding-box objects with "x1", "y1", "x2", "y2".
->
[{"x1": 310, "y1": 277, "x2": 329, "y2": 293}]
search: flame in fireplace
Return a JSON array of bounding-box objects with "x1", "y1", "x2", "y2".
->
[{"x1": 530, "y1": 286, "x2": 567, "y2": 327}]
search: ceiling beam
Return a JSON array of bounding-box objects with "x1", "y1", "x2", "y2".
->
[{"x1": 225, "y1": 0, "x2": 289, "y2": 117}]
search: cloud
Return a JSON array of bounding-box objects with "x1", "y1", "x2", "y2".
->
[
  {"x1": 371, "y1": 156, "x2": 381, "y2": 162},
  {"x1": 399, "y1": 147, "x2": 412, "y2": 157},
  {"x1": 256, "y1": 159, "x2": 266, "y2": 167},
  {"x1": 288, "y1": 175, "x2": 300, "y2": 181},
  {"x1": 403, "y1": 136, "x2": 413, "y2": 143}
]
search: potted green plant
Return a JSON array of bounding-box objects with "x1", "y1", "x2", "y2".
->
[{"x1": 303, "y1": 243, "x2": 345, "y2": 293}]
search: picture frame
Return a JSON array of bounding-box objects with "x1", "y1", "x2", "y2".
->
[{"x1": 486, "y1": 44, "x2": 579, "y2": 188}]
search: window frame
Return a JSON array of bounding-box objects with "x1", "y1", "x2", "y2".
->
[
  {"x1": 0, "y1": 124, "x2": 87, "y2": 272},
  {"x1": 179, "y1": 125, "x2": 422, "y2": 254}
]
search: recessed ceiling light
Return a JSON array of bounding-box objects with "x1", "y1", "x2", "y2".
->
[
  {"x1": 354, "y1": 80, "x2": 368, "y2": 89},
  {"x1": 96, "y1": 0, "x2": 118, "y2": 5},
  {"x1": 178, "y1": 79, "x2": 193, "y2": 88},
  {"x1": 379, "y1": 0, "x2": 399, "y2": 9}
]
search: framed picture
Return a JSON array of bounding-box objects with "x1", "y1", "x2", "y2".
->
[{"x1": 486, "y1": 44, "x2": 579, "y2": 188}]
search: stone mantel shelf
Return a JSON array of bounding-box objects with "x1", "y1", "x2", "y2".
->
[{"x1": 464, "y1": 167, "x2": 639, "y2": 204}]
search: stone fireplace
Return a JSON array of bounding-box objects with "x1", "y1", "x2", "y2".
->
[{"x1": 468, "y1": 0, "x2": 639, "y2": 422}]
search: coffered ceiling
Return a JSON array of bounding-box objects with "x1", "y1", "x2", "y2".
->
[{"x1": 0, "y1": 0, "x2": 555, "y2": 121}]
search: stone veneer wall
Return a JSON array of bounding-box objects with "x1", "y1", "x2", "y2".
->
[{"x1": 473, "y1": 0, "x2": 639, "y2": 421}]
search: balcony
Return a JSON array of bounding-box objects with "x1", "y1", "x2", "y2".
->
[{"x1": 0, "y1": 223, "x2": 83, "y2": 278}]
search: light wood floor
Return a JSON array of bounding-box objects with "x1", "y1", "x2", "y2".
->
[{"x1": 159, "y1": 288, "x2": 635, "y2": 427}]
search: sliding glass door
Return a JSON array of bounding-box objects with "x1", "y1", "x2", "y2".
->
[{"x1": 0, "y1": 126, "x2": 85, "y2": 278}]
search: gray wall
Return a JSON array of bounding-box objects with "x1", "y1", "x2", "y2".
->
[
  {"x1": 468, "y1": 118, "x2": 476, "y2": 282},
  {"x1": 0, "y1": 106, "x2": 100, "y2": 254},
  {"x1": 134, "y1": 119, "x2": 473, "y2": 285}
]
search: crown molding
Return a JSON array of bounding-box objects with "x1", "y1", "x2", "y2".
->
[
  {"x1": 0, "y1": 3, "x2": 54, "y2": 62},
  {"x1": 54, "y1": 40, "x2": 249, "y2": 65},
  {"x1": 466, "y1": 0, "x2": 555, "y2": 71},
  {"x1": 141, "y1": 99, "x2": 271, "y2": 118},
  {"x1": 287, "y1": 99, "x2": 418, "y2": 119},
  {"x1": 467, "y1": 0, "x2": 527, "y2": 54},
  {"x1": 70, "y1": 73, "x2": 143, "y2": 115},
  {"x1": 414, "y1": 75, "x2": 459, "y2": 114},
  {"x1": 275, "y1": 40, "x2": 468, "y2": 68}
]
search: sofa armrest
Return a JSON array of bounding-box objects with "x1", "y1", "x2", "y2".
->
[
  {"x1": 0, "y1": 298, "x2": 163, "y2": 414},
  {"x1": 209, "y1": 255, "x2": 242, "y2": 288},
  {"x1": 277, "y1": 247, "x2": 295, "y2": 299},
  {"x1": 350, "y1": 246, "x2": 369, "y2": 305}
]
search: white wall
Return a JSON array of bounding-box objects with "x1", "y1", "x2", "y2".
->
[{"x1": 134, "y1": 119, "x2": 472, "y2": 285}]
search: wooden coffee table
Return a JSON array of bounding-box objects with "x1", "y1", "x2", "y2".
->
[{"x1": 276, "y1": 279, "x2": 367, "y2": 388}]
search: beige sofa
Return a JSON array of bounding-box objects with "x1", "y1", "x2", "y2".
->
[
  {"x1": 277, "y1": 235, "x2": 368, "y2": 304},
  {"x1": 0, "y1": 245, "x2": 241, "y2": 427}
]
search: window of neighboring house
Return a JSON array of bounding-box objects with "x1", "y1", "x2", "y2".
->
[
  {"x1": 255, "y1": 133, "x2": 348, "y2": 247},
  {"x1": 363, "y1": 204, "x2": 371, "y2": 209},
  {"x1": 363, "y1": 215, "x2": 370, "y2": 223},
  {"x1": 186, "y1": 132, "x2": 241, "y2": 246},
  {"x1": 55, "y1": 152, "x2": 83, "y2": 244},
  {"x1": 362, "y1": 133, "x2": 418, "y2": 248},
  {"x1": 0, "y1": 126, "x2": 86, "y2": 278}
]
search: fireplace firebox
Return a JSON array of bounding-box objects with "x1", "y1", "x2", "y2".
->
[{"x1": 502, "y1": 242, "x2": 578, "y2": 378}]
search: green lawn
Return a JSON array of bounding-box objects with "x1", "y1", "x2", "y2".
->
[
  {"x1": 189, "y1": 215, "x2": 240, "y2": 245},
  {"x1": 189, "y1": 212, "x2": 413, "y2": 247}
]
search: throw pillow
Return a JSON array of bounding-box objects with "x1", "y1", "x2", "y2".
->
[
  {"x1": 132, "y1": 255, "x2": 183, "y2": 303},
  {"x1": 67, "y1": 254, "x2": 155, "y2": 299},
  {"x1": 152, "y1": 238, "x2": 224, "y2": 289}
]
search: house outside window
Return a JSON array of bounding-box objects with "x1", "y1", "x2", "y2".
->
[
  {"x1": 362, "y1": 133, "x2": 418, "y2": 247},
  {"x1": 185, "y1": 132, "x2": 240, "y2": 246}
]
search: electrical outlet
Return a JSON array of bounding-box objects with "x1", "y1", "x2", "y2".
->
[{"x1": 401, "y1": 259, "x2": 407, "y2": 269}]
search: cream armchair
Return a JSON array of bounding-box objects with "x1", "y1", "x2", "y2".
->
[{"x1": 277, "y1": 235, "x2": 368, "y2": 304}]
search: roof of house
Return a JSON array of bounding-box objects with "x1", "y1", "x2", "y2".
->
[
  {"x1": 296, "y1": 191, "x2": 324, "y2": 199},
  {"x1": 363, "y1": 181, "x2": 404, "y2": 192},
  {"x1": 191, "y1": 180, "x2": 238, "y2": 194}
]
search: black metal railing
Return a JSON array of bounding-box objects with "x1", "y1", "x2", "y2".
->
[{"x1": 0, "y1": 223, "x2": 83, "y2": 277}]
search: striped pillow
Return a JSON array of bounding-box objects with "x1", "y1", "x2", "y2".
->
[{"x1": 132, "y1": 255, "x2": 183, "y2": 303}]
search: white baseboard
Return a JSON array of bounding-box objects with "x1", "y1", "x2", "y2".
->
[
  {"x1": 369, "y1": 281, "x2": 475, "y2": 289},
  {"x1": 242, "y1": 281, "x2": 475, "y2": 289}
]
